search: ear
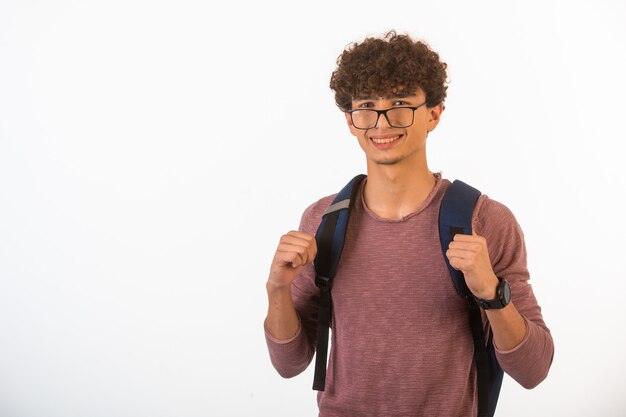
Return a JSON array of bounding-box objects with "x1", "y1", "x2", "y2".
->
[
  {"x1": 426, "y1": 103, "x2": 444, "y2": 132},
  {"x1": 344, "y1": 112, "x2": 358, "y2": 136},
  {"x1": 344, "y1": 112, "x2": 353, "y2": 126}
]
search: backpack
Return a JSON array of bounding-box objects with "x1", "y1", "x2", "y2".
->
[{"x1": 312, "y1": 174, "x2": 504, "y2": 417}]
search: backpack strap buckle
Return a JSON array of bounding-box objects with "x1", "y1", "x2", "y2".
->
[{"x1": 315, "y1": 275, "x2": 332, "y2": 292}]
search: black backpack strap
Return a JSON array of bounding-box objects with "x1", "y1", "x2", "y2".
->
[
  {"x1": 312, "y1": 174, "x2": 366, "y2": 391},
  {"x1": 487, "y1": 327, "x2": 504, "y2": 417},
  {"x1": 439, "y1": 180, "x2": 502, "y2": 417}
]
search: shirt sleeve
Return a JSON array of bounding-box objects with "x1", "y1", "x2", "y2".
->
[
  {"x1": 264, "y1": 197, "x2": 331, "y2": 378},
  {"x1": 474, "y1": 195, "x2": 555, "y2": 389}
]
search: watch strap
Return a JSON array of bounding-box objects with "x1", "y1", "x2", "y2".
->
[{"x1": 474, "y1": 277, "x2": 510, "y2": 310}]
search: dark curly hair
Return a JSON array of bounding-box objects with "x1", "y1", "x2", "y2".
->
[{"x1": 330, "y1": 30, "x2": 448, "y2": 112}]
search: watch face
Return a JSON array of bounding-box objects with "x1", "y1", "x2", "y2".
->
[{"x1": 502, "y1": 280, "x2": 511, "y2": 303}]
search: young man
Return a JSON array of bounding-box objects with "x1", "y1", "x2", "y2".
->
[{"x1": 264, "y1": 31, "x2": 554, "y2": 416}]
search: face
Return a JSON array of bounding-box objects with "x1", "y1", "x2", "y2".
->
[{"x1": 345, "y1": 90, "x2": 443, "y2": 167}]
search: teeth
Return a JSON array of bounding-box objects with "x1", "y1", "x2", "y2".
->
[{"x1": 371, "y1": 135, "x2": 400, "y2": 144}]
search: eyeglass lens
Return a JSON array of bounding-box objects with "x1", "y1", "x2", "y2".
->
[{"x1": 351, "y1": 108, "x2": 414, "y2": 129}]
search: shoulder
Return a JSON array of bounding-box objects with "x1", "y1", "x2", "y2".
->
[
  {"x1": 471, "y1": 192, "x2": 527, "y2": 267},
  {"x1": 438, "y1": 177, "x2": 521, "y2": 239},
  {"x1": 472, "y1": 193, "x2": 522, "y2": 240},
  {"x1": 297, "y1": 193, "x2": 337, "y2": 235},
  {"x1": 297, "y1": 175, "x2": 369, "y2": 234}
]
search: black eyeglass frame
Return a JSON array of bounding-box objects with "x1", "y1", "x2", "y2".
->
[{"x1": 347, "y1": 101, "x2": 430, "y2": 130}]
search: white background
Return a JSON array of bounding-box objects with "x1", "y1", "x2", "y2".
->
[{"x1": 1, "y1": 0, "x2": 625, "y2": 416}]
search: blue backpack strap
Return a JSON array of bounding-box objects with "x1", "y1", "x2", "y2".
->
[
  {"x1": 312, "y1": 174, "x2": 366, "y2": 391},
  {"x1": 439, "y1": 180, "x2": 481, "y2": 297},
  {"x1": 439, "y1": 180, "x2": 503, "y2": 417}
]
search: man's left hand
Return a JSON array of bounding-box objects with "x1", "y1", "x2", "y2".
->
[{"x1": 446, "y1": 231, "x2": 499, "y2": 300}]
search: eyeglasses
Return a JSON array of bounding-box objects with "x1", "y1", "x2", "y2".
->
[{"x1": 347, "y1": 101, "x2": 429, "y2": 130}]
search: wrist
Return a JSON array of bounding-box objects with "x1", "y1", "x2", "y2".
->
[
  {"x1": 472, "y1": 274, "x2": 499, "y2": 300},
  {"x1": 474, "y1": 276, "x2": 511, "y2": 310},
  {"x1": 266, "y1": 279, "x2": 292, "y2": 295}
]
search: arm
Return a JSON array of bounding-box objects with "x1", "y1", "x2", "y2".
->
[
  {"x1": 264, "y1": 210, "x2": 322, "y2": 378},
  {"x1": 447, "y1": 233, "x2": 527, "y2": 351},
  {"x1": 265, "y1": 231, "x2": 316, "y2": 341},
  {"x1": 446, "y1": 197, "x2": 554, "y2": 388}
]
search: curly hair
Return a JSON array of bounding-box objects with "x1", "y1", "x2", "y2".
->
[{"x1": 330, "y1": 30, "x2": 448, "y2": 112}]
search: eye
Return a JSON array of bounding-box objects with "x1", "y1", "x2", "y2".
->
[
  {"x1": 357, "y1": 102, "x2": 374, "y2": 109},
  {"x1": 393, "y1": 100, "x2": 408, "y2": 106}
]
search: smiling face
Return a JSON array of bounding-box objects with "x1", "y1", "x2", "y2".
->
[{"x1": 345, "y1": 89, "x2": 443, "y2": 167}]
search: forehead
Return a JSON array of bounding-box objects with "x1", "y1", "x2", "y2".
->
[{"x1": 353, "y1": 88, "x2": 423, "y2": 101}]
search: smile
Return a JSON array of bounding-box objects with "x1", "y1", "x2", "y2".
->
[{"x1": 370, "y1": 134, "x2": 402, "y2": 144}]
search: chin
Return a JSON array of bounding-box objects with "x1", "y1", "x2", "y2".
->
[{"x1": 372, "y1": 157, "x2": 404, "y2": 166}]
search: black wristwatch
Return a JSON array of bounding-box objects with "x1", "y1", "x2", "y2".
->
[{"x1": 473, "y1": 277, "x2": 511, "y2": 310}]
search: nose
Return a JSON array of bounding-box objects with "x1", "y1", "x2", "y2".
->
[{"x1": 374, "y1": 110, "x2": 392, "y2": 128}]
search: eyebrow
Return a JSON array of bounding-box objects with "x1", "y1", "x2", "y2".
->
[{"x1": 354, "y1": 92, "x2": 415, "y2": 101}]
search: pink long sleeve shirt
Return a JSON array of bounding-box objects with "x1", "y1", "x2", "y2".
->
[{"x1": 265, "y1": 175, "x2": 554, "y2": 417}]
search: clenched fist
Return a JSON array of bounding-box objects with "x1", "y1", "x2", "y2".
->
[
  {"x1": 445, "y1": 231, "x2": 499, "y2": 300},
  {"x1": 268, "y1": 231, "x2": 317, "y2": 290}
]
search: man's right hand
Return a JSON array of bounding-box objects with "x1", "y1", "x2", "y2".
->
[
  {"x1": 265, "y1": 231, "x2": 317, "y2": 341},
  {"x1": 267, "y1": 231, "x2": 317, "y2": 290}
]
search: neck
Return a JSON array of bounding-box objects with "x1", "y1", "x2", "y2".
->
[{"x1": 363, "y1": 160, "x2": 437, "y2": 220}]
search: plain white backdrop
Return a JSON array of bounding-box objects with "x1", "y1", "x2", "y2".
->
[{"x1": 1, "y1": 0, "x2": 625, "y2": 416}]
